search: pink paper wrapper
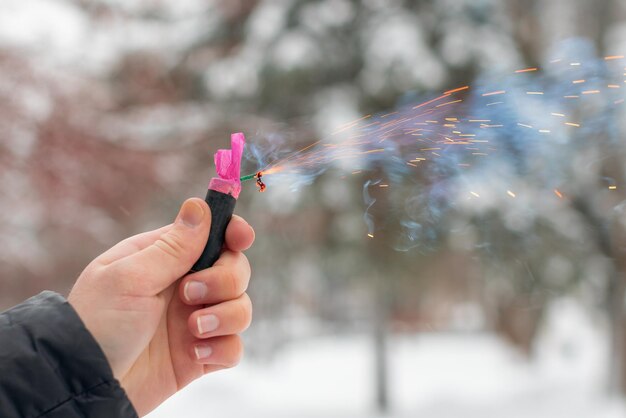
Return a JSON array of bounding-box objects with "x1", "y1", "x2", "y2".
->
[{"x1": 208, "y1": 132, "x2": 245, "y2": 199}]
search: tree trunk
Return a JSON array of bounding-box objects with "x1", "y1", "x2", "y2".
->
[
  {"x1": 366, "y1": 168, "x2": 395, "y2": 414},
  {"x1": 571, "y1": 196, "x2": 626, "y2": 394},
  {"x1": 494, "y1": 293, "x2": 544, "y2": 355},
  {"x1": 607, "y1": 267, "x2": 625, "y2": 394},
  {"x1": 373, "y1": 273, "x2": 390, "y2": 413}
]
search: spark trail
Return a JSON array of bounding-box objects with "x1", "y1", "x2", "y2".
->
[
  {"x1": 244, "y1": 53, "x2": 625, "y2": 191},
  {"x1": 241, "y1": 42, "x2": 626, "y2": 245}
]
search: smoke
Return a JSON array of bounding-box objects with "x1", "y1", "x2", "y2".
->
[{"x1": 245, "y1": 38, "x2": 626, "y2": 252}]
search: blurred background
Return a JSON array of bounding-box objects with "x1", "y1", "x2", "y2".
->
[{"x1": 2, "y1": 0, "x2": 626, "y2": 417}]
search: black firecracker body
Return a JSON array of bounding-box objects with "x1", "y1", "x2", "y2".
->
[{"x1": 191, "y1": 189, "x2": 236, "y2": 272}]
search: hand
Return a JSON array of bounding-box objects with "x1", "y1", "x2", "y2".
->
[{"x1": 68, "y1": 198, "x2": 255, "y2": 416}]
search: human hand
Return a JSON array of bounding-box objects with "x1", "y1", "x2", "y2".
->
[{"x1": 67, "y1": 198, "x2": 255, "y2": 416}]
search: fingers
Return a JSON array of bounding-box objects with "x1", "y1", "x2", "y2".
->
[
  {"x1": 179, "y1": 251, "x2": 251, "y2": 305},
  {"x1": 188, "y1": 293, "x2": 252, "y2": 339},
  {"x1": 111, "y1": 198, "x2": 212, "y2": 295},
  {"x1": 178, "y1": 215, "x2": 253, "y2": 305},
  {"x1": 225, "y1": 215, "x2": 255, "y2": 252},
  {"x1": 189, "y1": 335, "x2": 244, "y2": 367}
]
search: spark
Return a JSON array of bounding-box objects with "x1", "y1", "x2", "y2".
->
[
  {"x1": 527, "y1": 91, "x2": 544, "y2": 95},
  {"x1": 515, "y1": 67, "x2": 538, "y2": 73},
  {"x1": 444, "y1": 85, "x2": 470, "y2": 95},
  {"x1": 554, "y1": 189, "x2": 563, "y2": 198},
  {"x1": 262, "y1": 139, "x2": 324, "y2": 174},
  {"x1": 551, "y1": 113, "x2": 565, "y2": 117},
  {"x1": 486, "y1": 101, "x2": 504, "y2": 106},
  {"x1": 564, "y1": 95, "x2": 580, "y2": 99},
  {"x1": 570, "y1": 62, "x2": 581, "y2": 66},
  {"x1": 367, "y1": 233, "x2": 374, "y2": 238},
  {"x1": 470, "y1": 191, "x2": 480, "y2": 198},
  {"x1": 609, "y1": 185, "x2": 618, "y2": 190},
  {"x1": 605, "y1": 55, "x2": 625, "y2": 61},
  {"x1": 361, "y1": 121, "x2": 380, "y2": 129},
  {"x1": 482, "y1": 90, "x2": 506, "y2": 96},
  {"x1": 517, "y1": 123, "x2": 533, "y2": 128},
  {"x1": 331, "y1": 114, "x2": 373, "y2": 135},
  {"x1": 407, "y1": 162, "x2": 418, "y2": 167},
  {"x1": 468, "y1": 119, "x2": 491, "y2": 123},
  {"x1": 608, "y1": 84, "x2": 620, "y2": 89},
  {"x1": 582, "y1": 90, "x2": 601, "y2": 95},
  {"x1": 539, "y1": 129, "x2": 551, "y2": 133},
  {"x1": 413, "y1": 94, "x2": 451, "y2": 110},
  {"x1": 507, "y1": 190, "x2": 516, "y2": 198},
  {"x1": 572, "y1": 79, "x2": 586, "y2": 84},
  {"x1": 436, "y1": 99, "x2": 463, "y2": 108},
  {"x1": 564, "y1": 122, "x2": 580, "y2": 127}
]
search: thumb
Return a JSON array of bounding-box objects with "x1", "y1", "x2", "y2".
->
[{"x1": 115, "y1": 198, "x2": 212, "y2": 295}]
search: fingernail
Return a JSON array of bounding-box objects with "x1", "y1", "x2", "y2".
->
[
  {"x1": 184, "y1": 281, "x2": 207, "y2": 303},
  {"x1": 194, "y1": 344, "x2": 212, "y2": 360},
  {"x1": 179, "y1": 200, "x2": 205, "y2": 228},
  {"x1": 197, "y1": 314, "x2": 219, "y2": 334}
]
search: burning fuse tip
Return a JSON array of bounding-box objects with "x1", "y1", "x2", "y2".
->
[{"x1": 240, "y1": 171, "x2": 267, "y2": 192}]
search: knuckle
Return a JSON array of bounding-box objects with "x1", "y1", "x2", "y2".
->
[
  {"x1": 154, "y1": 231, "x2": 186, "y2": 260},
  {"x1": 224, "y1": 253, "x2": 251, "y2": 297},
  {"x1": 225, "y1": 267, "x2": 243, "y2": 297}
]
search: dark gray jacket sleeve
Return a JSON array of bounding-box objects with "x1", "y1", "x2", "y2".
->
[{"x1": 0, "y1": 291, "x2": 138, "y2": 418}]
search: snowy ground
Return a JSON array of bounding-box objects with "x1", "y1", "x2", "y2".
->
[{"x1": 147, "y1": 299, "x2": 625, "y2": 418}]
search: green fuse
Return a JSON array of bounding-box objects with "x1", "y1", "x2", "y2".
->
[{"x1": 240, "y1": 172, "x2": 266, "y2": 192}]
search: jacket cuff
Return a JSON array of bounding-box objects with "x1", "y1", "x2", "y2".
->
[{"x1": 0, "y1": 291, "x2": 138, "y2": 418}]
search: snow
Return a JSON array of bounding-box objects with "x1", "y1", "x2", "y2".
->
[{"x1": 146, "y1": 299, "x2": 624, "y2": 418}]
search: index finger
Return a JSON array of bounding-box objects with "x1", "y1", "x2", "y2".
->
[{"x1": 225, "y1": 215, "x2": 255, "y2": 252}]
